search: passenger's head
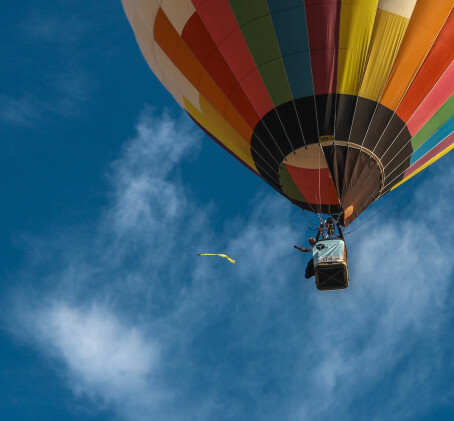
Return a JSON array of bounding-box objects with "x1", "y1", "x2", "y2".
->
[{"x1": 308, "y1": 237, "x2": 316, "y2": 246}]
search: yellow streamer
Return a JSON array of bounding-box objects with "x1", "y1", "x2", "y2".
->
[{"x1": 197, "y1": 253, "x2": 236, "y2": 264}]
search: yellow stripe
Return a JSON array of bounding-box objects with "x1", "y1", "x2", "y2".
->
[
  {"x1": 337, "y1": 0, "x2": 379, "y2": 95},
  {"x1": 184, "y1": 97, "x2": 258, "y2": 172},
  {"x1": 359, "y1": 9, "x2": 409, "y2": 101},
  {"x1": 391, "y1": 142, "x2": 454, "y2": 190}
]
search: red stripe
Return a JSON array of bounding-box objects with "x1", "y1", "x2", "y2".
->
[
  {"x1": 397, "y1": 10, "x2": 454, "y2": 126},
  {"x1": 406, "y1": 61, "x2": 454, "y2": 135},
  {"x1": 305, "y1": 0, "x2": 340, "y2": 95},
  {"x1": 192, "y1": 0, "x2": 274, "y2": 118},
  {"x1": 285, "y1": 164, "x2": 339, "y2": 205},
  {"x1": 182, "y1": 13, "x2": 260, "y2": 129},
  {"x1": 403, "y1": 132, "x2": 454, "y2": 178}
]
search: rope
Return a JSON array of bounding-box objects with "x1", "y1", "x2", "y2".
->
[{"x1": 318, "y1": 146, "x2": 322, "y2": 216}]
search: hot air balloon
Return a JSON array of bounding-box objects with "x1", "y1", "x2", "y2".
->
[{"x1": 122, "y1": 0, "x2": 454, "y2": 227}]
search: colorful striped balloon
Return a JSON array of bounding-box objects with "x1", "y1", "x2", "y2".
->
[{"x1": 122, "y1": 0, "x2": 454, "y2": 226}]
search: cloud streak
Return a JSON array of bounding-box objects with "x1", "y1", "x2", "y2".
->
[
  {"x1": 6, "y1": 109, "x2": 454, "y2": 421},
  {"x1": 1, "y1": 9, "x2": 94, "y2": 127}
]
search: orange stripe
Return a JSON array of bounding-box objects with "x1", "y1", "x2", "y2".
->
[
  {"x1": 181, "y1": 13, "x2": 260, "y2": 130},
  {"x1": 154, "y1": 8, "x2": 252, "y2": 143},
  {"x1": 396, "y1": 10, "x2": 454, "y2": 122},
  {"x1": 380, "y1": 0, "x2": 453, "y2": 111}
]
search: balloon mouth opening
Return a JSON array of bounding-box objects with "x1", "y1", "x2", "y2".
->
[
  {"x1": 276, "y1": 141, "x2": 384, "y2": 226},
  {"x1": 278, "y1": 144, "x2": 340, "y2": 207}
]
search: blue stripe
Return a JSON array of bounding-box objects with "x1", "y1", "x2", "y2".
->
[
  {"x1": 410, "y1": 116, "x2": 454, "y2": 164},
  {"x1": 267, "y1": 0, "x2": 314, "y2": 98},
  {"x1": 267, "y1": 0, "x2": 302, "y2": 11}
]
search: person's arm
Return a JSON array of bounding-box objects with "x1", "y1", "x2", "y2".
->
[
  {"x1": 337, "y1": 222, "x2": 344, "y2": 240},
  {"x1": 316, "y1": 224, "x2": 323, "y2": 241},
  {"x1": 294, "y1": 245, "x2": 311, "y2": 253}
]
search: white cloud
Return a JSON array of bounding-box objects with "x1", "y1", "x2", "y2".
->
[
  {"x1": 7, "y1": 109, "x2": 454, "y2": 421},
  {"x1": 0, "y1": 94, "x2": 40, "y2": 126},
  {"x1": 107, "y1": 107, "x2": 201, "y2": 239},
  {"x1": 36, "y1": 303, "x2": 158, "y2": 401},
  {"x1": 291, "y1": 218, "x2": 452, "y2": 420}
]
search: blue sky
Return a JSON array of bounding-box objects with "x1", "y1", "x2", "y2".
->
[{"x1": 1, "y1": 1, "x2": 454, "y2": 420}]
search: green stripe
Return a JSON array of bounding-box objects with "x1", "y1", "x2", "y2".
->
[
  {"x1": 279, "y1": 164, "x2": 307, "y2": 203},
  {"x1": 411, "y1": 95, "x2": 454, "y2": 151},
  {"x1": 229, "y1": 0, "x2": 292, "y2": 106},
  {"x1": 229, "y1": 0, "x2": 268, "y2": 23}
]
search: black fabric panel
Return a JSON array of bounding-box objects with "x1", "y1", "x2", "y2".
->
[
  {"x1": 294, "y1": 96, "x2": 320, "y2": 145},
  {"x1": 251, "y1": 96, "x2": 320, "y2": 188},
  {"x1": 274, "y1": 102, "x2": 306, "y2": 151},
  {"x1": 346, "y1": 150, "x2": 365, "y2": 193},
  {"x1": 340, "y1": 97, "x2": 380, "y2": 207},
  {"x1": 249, "y1": 145, "x2": 282, "y2": 190},
  {"x1": 362, "y1": 106, "x2": 397, "y2": 151},
  {"x1": 381, "y1": 159, "x2": 411, "y2": 196},
  {"x1": 341, "y1": 151, "x2": 382, "y2": 226},
  {"x1": 254, "y1": 111, "x2": 291, "y2": 161},
  {"x1": 363, "y1": 105, "x2": 408, "y2": 157},
  {"x1": 380, "y1": 123, "x2": 412, "y2": 168},
  {"x1": 348, "y1": 97, "x2": 378, "y2": 145},
  {"x1": 315, "y1": 94, "x2": 336, "y2": 137},
  {"x1": 322, "y1": 145, "x2": 381, "y2": 226},
  {"x1": 250, "y1": 132, "x2": 283, "y2": 190},
  {"x1": 323, "y1": 145, "x2": 347, "y2": 201},
  {"x1": 335, "y1": 94, "x2": 357, "y2": 142},
  {"x1": 341, "y1": 148, "x2": 361, "y2": 197},
  {"x1": 383, "y1": 147, "x2": 412, "y2": 191},
  {"x1": 252, "y1": 122, "x2": 287, "y2": 188}
]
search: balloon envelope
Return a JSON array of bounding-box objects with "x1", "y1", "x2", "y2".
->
[{"x1": 123, "y1": 0, "x2": 454, "y2": 225}]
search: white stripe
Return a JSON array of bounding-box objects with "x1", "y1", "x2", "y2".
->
[
  {"x1": 161, "y1": 0, "x2": 195, "y2": 34},
  {"x1": 378, "y1": 0, "x2": 417, "y2": 18}
]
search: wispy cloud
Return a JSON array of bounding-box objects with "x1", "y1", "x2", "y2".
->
[
  {"x1": 0, "y1": 67, "x2": 92, "y2": 127},
  {"x1": 1, "y1": 9, "x2": 94, "y2": 127},
  {"x1": 21, "y1": 12, "x2": 89, "y2": 45},
  {"x1": 0, "y1": 95, "x2": 40, "y2": 126},
  {"x1": 6, "y1": 109, "x2": 454, "y2": 420}
]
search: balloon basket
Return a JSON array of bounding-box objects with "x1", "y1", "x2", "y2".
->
[{"x1": 315, "y1": 263, "x2": 349, "y2": 290}]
